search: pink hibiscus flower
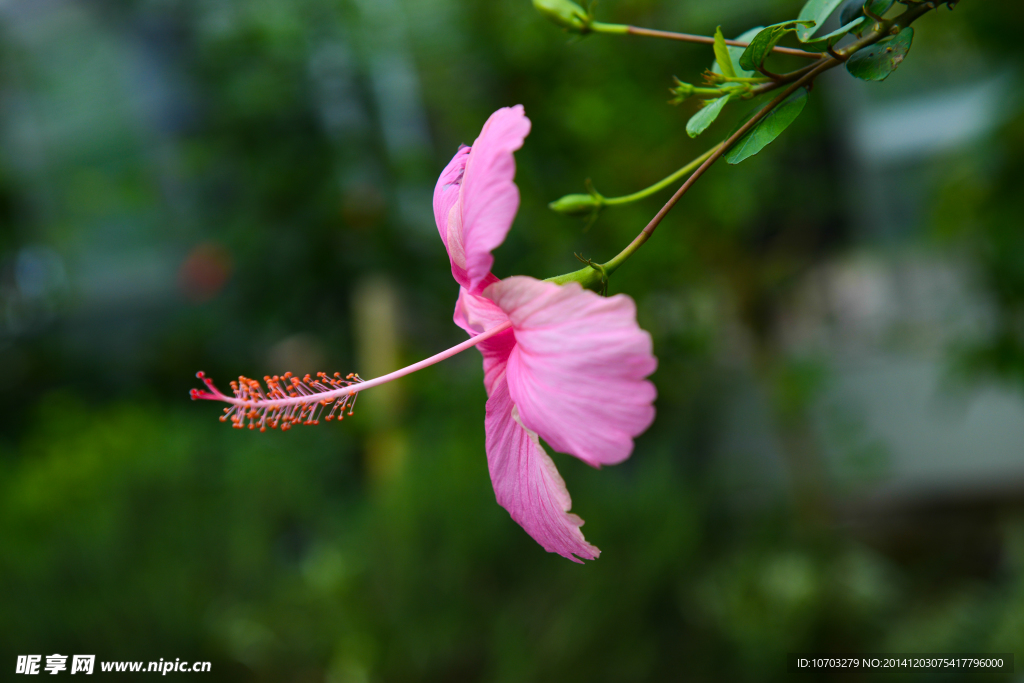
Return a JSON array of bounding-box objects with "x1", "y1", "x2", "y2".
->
[
  {"x1": 192, "y1": 105, "x2": 656, "y2": 562},
  {"x1": 432, "y1": 105, "x2": 657, "y2": 561}
]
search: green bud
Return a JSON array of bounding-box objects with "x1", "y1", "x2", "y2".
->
[
  {"x1": 532, "y1": 0, "x2": 591, "y2": 33},
  {"x1": 669, "y1": 80, "x2": 695, "y2": 105},
  {"x1": 673, "y1": 82, "x2": 695, "y2": 97},
  {"x1": 548, "y1": 193, "x2": 602, "y2": 216}
]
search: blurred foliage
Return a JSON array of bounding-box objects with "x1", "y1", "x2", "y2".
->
[{"x1": 1, "y1": 0, "x2": 1024, "y2": 680}]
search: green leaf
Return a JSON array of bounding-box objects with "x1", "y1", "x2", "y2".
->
[
  {"x1": 713, "y1": 26, "x2": 737, "y2": 79},
  {"x1": 800, "y1": 16, "x2": 866, "y2": 52},
  {"x1": 866, "y1": 0, "x2": 895, "y2": 18},
  {"x1": 725, "y1": 88, "x2": 807, "y2": 164},
  {"x1": 839, "y1": 0, "x2": 861, "y2": 24},
  {"x1": 845, "y1": 27, "x2": 913, "y2": 81},
  {"x1": 711, "y1": 27, "x2": 761, "y2": 79},
  {"x1": 738, "y1": 20, "x2": 816, "y2": 72},
  {"x1": 686, "y1": 94, "x2": 732, "y2": 139},
  {"x1": 796, "y1": 0, "x2": 844, "y2": 41},
  {"x1": 839, "y1": 0, "x2": 895, "y2": 27}
]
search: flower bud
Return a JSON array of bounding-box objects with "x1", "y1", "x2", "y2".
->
[
  {"x1": 669, "y1": 80, "x2": 695, "y2": 106},
  {"x1": 548, "y1": 193, "x2": 602, "y2": 216},
  {"x1": 532, "y1": 0, "x2": 591, "y2": 33}
]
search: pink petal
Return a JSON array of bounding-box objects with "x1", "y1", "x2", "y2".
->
[
  {"x1": 432, "y1": 145, "x2": 471, "y2": 287},
  {"x1": 459, "y1": 106, "x2": 531, "y2": 294},
  {"x1": 485, "y1": 370, "x2": 600, "y2": 563},
  {"x1": 454, "y1": 278, "x2": 514, "y2": 396},
  {"x1": 486, "y1": 276, "x2": 657, "y2": 468}
]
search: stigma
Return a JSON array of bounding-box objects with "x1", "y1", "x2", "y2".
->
[{"x1": 191, "y1": 371, "x2": 364, "y2": 431}]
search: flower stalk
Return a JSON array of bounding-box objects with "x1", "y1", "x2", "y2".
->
[
  {"x1": 548, "y1": 144, "x2": 721, "y2": 219},
  {"x1": 549, "y1": 0, "x2": 943, "y2": 293}
]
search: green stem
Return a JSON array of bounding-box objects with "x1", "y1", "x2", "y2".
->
[
  {"x1": 551, "y1": 1, "x2": 942, "y2": 292},
  {"x1": 612, "y1": 25, "x2": 822, "y2": 58},
  {"x1": 602, "y1": 144, "x2": 721, "y2": 206},
  {"x1": 602, "y1": 67, "x2": 827, "y2": 273},
  {"x1": 688, "y1": 87, "x2": 731, "y2": 97},
  {"x1": 549, "y1": 66, "x2": 831, "y2": 291},
  {"x1": 591, "y1": 21, "x2": 628, "y2": 34}
]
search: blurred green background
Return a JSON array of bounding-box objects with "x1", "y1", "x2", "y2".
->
[{"x1": 2, "y1": 0, "x2": 1024, "y2": 680}]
